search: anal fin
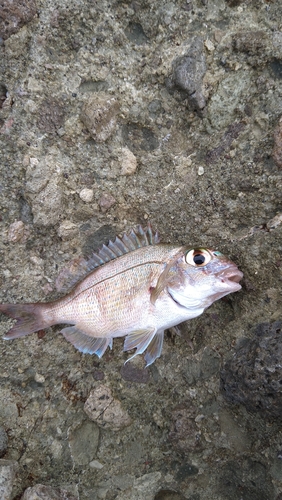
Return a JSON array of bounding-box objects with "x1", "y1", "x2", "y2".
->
[
  {"x1": 124, "y1": 328, "x2": 164, "y2": 366},
  {"x1": 61, "y1": 326, "x2": 112, "y2": 358}
]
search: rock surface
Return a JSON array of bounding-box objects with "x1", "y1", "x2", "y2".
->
[{"x1": 1, "y1": 0, "x2": 282, "y2": 498}]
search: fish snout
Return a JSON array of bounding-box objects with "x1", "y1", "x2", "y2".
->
[{"x1": 217, "y1": 265, "x2": 243, "y2": 290}]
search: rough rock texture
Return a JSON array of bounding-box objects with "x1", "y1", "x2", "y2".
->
[
  {"x1": 80, "y1": 95, "x2": 119, "y2": 142},
  {"x1": 1, "y1": 0, "x2": 282, "y2": 499},
  {"x1": 21, "y1": 484, "x2": 78, "y2": 500},
  {"x1": 0, "y1": 460, "x2": 18, "y2": 500},
  {"x1": 221, "y1": 321, "x2": 282, "y2": 420},
  {"x1": 273, "y1": 115, "x2": 282, "y2": 168},
  {"x1": 0, "y1": 427, "x2": 8, "y2": 458},
  {"x1": 168, "y1": 36, "x2": 207, "y2": 116},
  {"x1": 84, "y1": 385, "x2": 132, "y2": 430}
]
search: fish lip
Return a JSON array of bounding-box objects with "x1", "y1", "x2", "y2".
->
[{"x1": 217, "y1": 266, "x2": 243, "y2": 287}]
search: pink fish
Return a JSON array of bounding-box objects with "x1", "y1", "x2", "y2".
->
[{"x1": 0, "y1": 225, "x2": 243, "y2": 366}]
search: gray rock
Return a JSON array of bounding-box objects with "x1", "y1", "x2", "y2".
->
[
  {"x1": 84, "y1": 384, "x2": 132, "y2": 430},
  {"x1": 0, "y1": 459, "x2": 18, "y2": 500},
  {"x1": 169, "y1": 36, "x2": 206, "y2": 116},
  {"x1": 68, "y1": 420, "x2": 99, "y2": 465},
  {"x1": 21, "y1": 484, "x2": 78, "y2": 500},
  {"x1": 80, "y1": 95, "x2": 119, "y2": 142},
  {"x1": 221, "y1": 321, "x2": 282, "y2": 420},
  {"x1": 0, "y1": 427, "x2": 8, "y2": 458}
]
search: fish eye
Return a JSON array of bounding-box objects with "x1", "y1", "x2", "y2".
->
[{"x1": 185, "y1": 249, "x2": 212, "y2": 267}]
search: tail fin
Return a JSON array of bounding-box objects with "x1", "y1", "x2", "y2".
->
[{"x1": 0, "y1": 303, "x2": 51, "y2": 339}]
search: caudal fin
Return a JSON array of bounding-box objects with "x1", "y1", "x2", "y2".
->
[{"x1": 0, "y1": 303, "x2": 51, "y2": 339}]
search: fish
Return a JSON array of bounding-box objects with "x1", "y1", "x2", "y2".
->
[{"x1": 0, "y1": 225, "x2": 243, "y2": 366}]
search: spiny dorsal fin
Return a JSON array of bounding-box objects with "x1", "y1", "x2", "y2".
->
[{"x1": 56, "y1": 223, "x2": 160, "y2": 293}]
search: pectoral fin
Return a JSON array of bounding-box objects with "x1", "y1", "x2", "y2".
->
[{"x1": 61, "y1": 326, "x2": 112, "y2": 358}]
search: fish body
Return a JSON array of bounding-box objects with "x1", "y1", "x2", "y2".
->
[{"x1": 0, "y1": 225, "x2": 243, "y2": 366}]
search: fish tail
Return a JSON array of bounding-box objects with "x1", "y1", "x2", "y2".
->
[{"x1": 0, "y1": 303, "x2": 52, "y2": 339}]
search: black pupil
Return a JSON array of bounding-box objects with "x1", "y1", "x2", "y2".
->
[{"x1": 193, "y1": 253, "x2": 205, "y2": 265}]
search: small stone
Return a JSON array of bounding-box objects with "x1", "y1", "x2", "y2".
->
[
  {"x1": 0, "y1": 459, "x2": 18, "y2": 500},
  {"x1": 80, "y1": 95, "x2": 119, "y2": 142},
  {"x1": 98, "y1": 193, "x2": 116, "y2": 212},
  {"x1": 57, "y1": 221, "x2": 79, "y2": 241},
  {"x1": 34, "y1": 373, "x2": 45, "y2": 384},
  {"x1": 84, "y1": 385, "x2": 132, "y2": 431},
  {"x1": 79, "y1": 188, "x2": 94, "y2": 203},
  {"x1": 120, "y1": 147, "x2": 137, "y2": 175},
  {"x1": 204, "y1": 39, "x2": 215, "y2": 52},
  {"x1": 89, "y1": 459, "x2": 104, "y2": 469},
  {"x1": 170, "y1": 36, "x2": 206, "y2": 116},
  {"x1": 68, "y1": 421, "x2": 99, "y2": 466},
  {"x1": 21, "y1": 484, "x2": 78, "y2": 500},
  {"x1": 0, "y1": 427, "x2": 8, "y2": 458},
  {"x1": 198, "y1": 166, "x2": 204, "y2": 175},
  {"x1": 7, "y1": 220, "x2": 25, "y2": 242},
  {"x1": 273, "y1": 116, "x2": 282, "y2": 168}
]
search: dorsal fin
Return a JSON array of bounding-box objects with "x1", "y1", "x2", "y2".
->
[{"x1": 55, "y1": 223, "x2": 160, "y2": 293}]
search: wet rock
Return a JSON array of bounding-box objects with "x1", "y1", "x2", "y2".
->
[
  {"x1": 0, "y1": 459, "x2": 18, "y2": 500},
  {"x1": 122, "y1": 123, "x2": 159, "y2": 152},
  {"x1": 79, "y1": 188, "x2": 94, "y2": 203},
  {"x1": 0, "y1": 428, "x2": 8, "y2": 458},
  {"x1": 119, "y1": 147, "x2": 137, "y2": 176},
  {"x1": 0, "y1": 0, "x2": 37, "y2": 40},
  {"x1": 221, "y1": 321, "x2": 282, "y2": 420},
  {"x1": 21, "y1": 484, "x2": 78, "y2": 500},
  {"x1": 7, "y1": 220, "x2": 25, "y2": 242},
  {"x1": 217, "y1": 459, "x2": 274, "y2": 500},
  {"x1": 98, "y1": 192, "x2": 116, "y2": 212},
  {"x1": 183, "y1": 347, "x2": 221, "y2": 385},
  {"x1": 169, "y1": 36, "x2": 206, "y2": 116},
  {"x1": 80, "y1": 95, "x2": 119, "y2": 142},
  {"x1": 120, "y1": 362, "x2": 149, "y2": 384},
  {"x1": 37, "y1": 99, "x2": 65, "y2": 135},
  {"x1": 154, "y1": 490, "x2": 186, "y2": 500},
  {"x1": 273, "y1": 115, "x2": 282, "y2": 168},
  {"x1": 25, "y1": 154, "x2": 64, "y2": 226},
  {"x1": 82, "y1": 225, "x2": 116, "y2": 256},
  {"x1": 68, "y1": 420, "x2": 99, "y2": 465},
  {"x1": 84, "y1": 384, "x2": 132, "y2": 430},
  {"x1": 232, "y1": 31, "x2": 270, "y2": 57},
  {"x1": 124, "y1": 22, "x2": 148, "y2": 45},
  {"x1": 168, "y1": 406, "x2": 202, "y2": 452}
]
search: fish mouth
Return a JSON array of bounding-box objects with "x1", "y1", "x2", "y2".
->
[{"x1": 218, "y1": 266, "x2": 243, "y2": 289}]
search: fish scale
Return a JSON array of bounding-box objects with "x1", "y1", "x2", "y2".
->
[{"x1": 0, "y1": 225, "x2": 243, "y2": 366}]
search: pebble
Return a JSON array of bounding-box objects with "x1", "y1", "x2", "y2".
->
[
  {"x1": 21, "y1": 484, "x2": 78, "y2": 500},
  {"x1": 0, "y1": 459, "x2": 18, "y2": 500},
  {"x1": 79, "y1": 188, "x2": 94, "y2": 203},
  {"x1": 170, "y1": 36, "x2": 206, "y2": 115},
  {"x1": 89, "y1": 459, "x2": 104, "y2": 469},
  {"x1": 198, "y1": 166, "x2": 204, "y2": 175},
  {"x1": 0, "y1": 427, "x2": 8, "y2": 458},
  {"x1": 120, "y1": 147, "x2": 137, "y2": 175},
  {"x1": 7, "y1": 220, "x2": 25, "y2": 242},
  {"x1": 84, "y1": 384, "x2": 132, "y2": 431},
  {"x1": 80, "y1": 95, "x2": 119, "y2": 142},
  {"x1": 57, "y1": 220, "x2": 79, "y2": 241},
  {"x1": 98, "y1": 193, "x2": 116, "y2": 212}
]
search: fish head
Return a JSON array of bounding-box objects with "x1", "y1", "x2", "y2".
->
[{"x1": 164, "y1": 247, "x2": 243, "y2": 311}]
